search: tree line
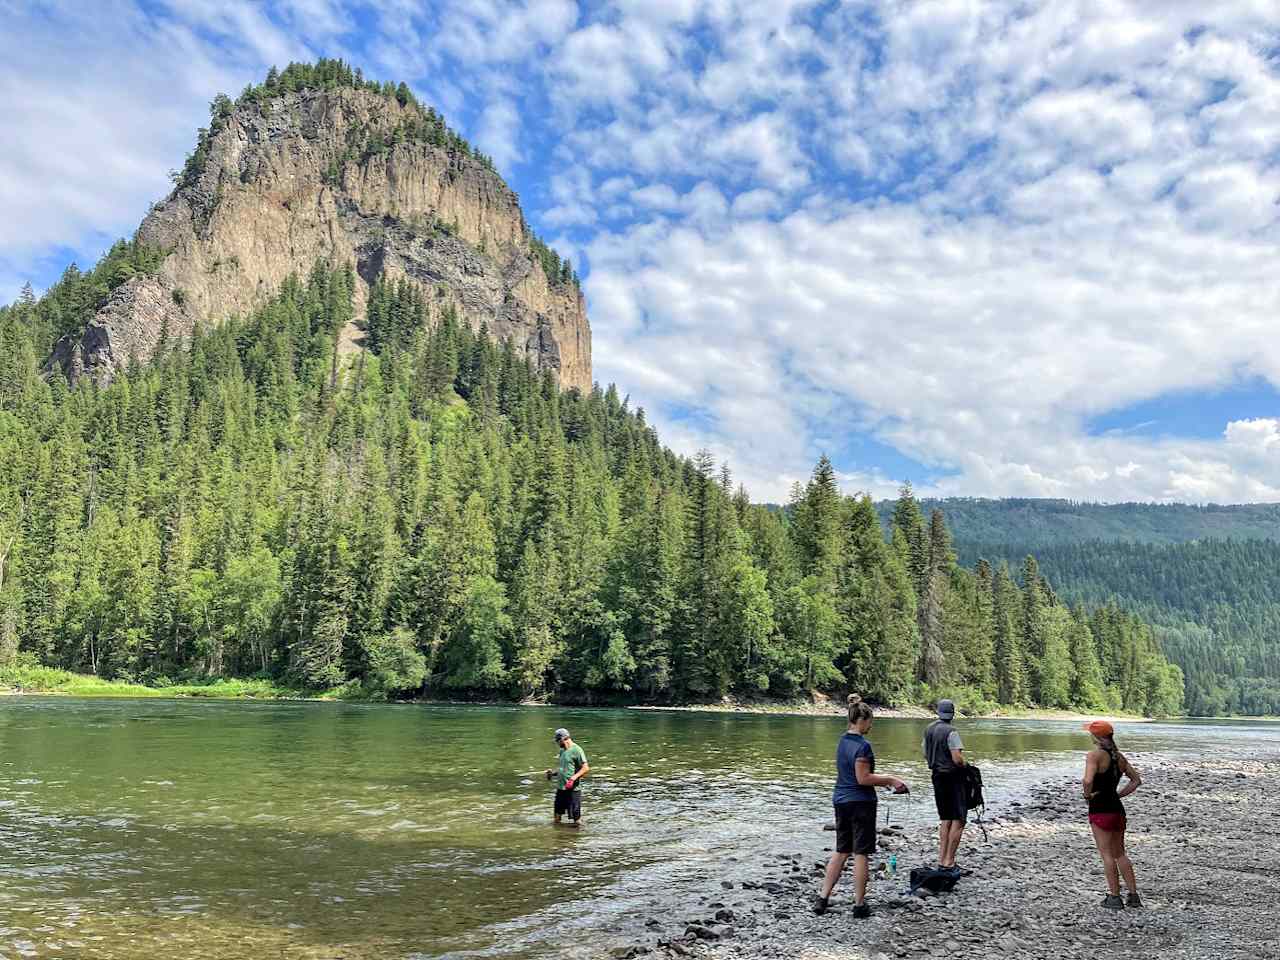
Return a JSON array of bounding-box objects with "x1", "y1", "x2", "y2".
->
[
  {"x1": 0, "y1": 262, "x2": 1182, "y2": 714},
  {"x1": 974, "y1": 538, "x2": 1280, "y2": 716},
  {"x1": 891, "y1": 497, "x2": 1280, "y2": 547}
]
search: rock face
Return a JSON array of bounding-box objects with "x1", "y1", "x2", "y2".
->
[
  {"x1": 51, "y1": 87, "x2": 591, "y2": 391},
  {"x1": 50, "y1": 275, "x2": 190, "y2": 383}
]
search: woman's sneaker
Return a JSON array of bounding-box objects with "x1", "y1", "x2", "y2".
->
[
  {"x1": 1101, "y1": 894, "x2": 1125, "y2": 910},
  {"x1": 812, "y1": 895, "x2": 829, "y2": 915},
  {"x1": 1126, "y1": 892, "x2": 1143, "y2": 908},
  {"x1": 852, "y1": 903, "x2": 871, "y2": 919}
]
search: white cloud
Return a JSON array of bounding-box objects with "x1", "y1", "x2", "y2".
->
[
  {"x1": 1011, "y1": 87, "x2": 1155, "y2": 166},
  {"x1": 0, "y1": 0, "x2": 347, "y2": 282},
  {"x1": 1225, "y1": 418, "x2": 1280, "y2": 458},
  {"x1": 475, "y1": 98, "x2": 524, "y2": 171}
]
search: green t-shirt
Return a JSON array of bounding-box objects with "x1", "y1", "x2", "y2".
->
[{"x1": 557, "y1": 743, "x2": 587, "y2": 789}]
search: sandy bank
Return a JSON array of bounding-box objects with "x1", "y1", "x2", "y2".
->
[{"x1": 629, "y1": 749, "x2": 1279, "y2": 960}]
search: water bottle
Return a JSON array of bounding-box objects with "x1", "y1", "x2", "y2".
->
[{"x1": 889, "y1": 854, "x2": 898, "y2": 878}]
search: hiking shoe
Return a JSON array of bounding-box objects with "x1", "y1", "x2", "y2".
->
[
  {"x1": 1126, "y1": 892, "x2": 1143, "y2": 908},
  {"x1": 812, "y1": 895, "x2": 829, "y2": 916},
  {"x1": 1101, "y1": 894, "x2": 1125, "y2": 910},
  {"x1": 852, "y1": 903, "x2": 871, "y2": 919}
]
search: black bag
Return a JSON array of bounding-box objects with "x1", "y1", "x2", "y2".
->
[
  {"x1": 964, "y1": 764, "x2": 988, "y2": 842},
  {"x1": 964, "y1": 764, "x2": 985, "y2": 810},
  {"x1": 909, "y1": 866, "x2": 959, "y2": 894}
]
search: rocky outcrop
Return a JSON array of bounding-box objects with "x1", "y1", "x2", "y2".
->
[
  {"x1": 49, "y1": 275, "x2": 190, "y2": 383},
  {"x1": 52, "y1": 87, "x2": 591, "y2": 391}
]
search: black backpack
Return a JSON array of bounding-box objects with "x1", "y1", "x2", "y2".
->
[
  {"x1": 909, "y1": 866, "x2": 959, "y2": 895},
  {"x1": 964, "y1": 764, "x2": 985, "y2": 810},
  {"x1": 964, "y1": 764, "x2": 988, "y2": 842}
]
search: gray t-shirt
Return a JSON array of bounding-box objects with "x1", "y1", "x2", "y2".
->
[{"x1": 922, "y1": 721, "x2": 964, "y2": 772}]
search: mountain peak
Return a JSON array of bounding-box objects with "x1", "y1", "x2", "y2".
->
[{"x1": 50, "y1": 60, "x2": 591, "y2": 392}]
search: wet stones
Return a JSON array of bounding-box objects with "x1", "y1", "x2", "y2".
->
[{"x1": 635, "y1": 751, "x2": 1280, "y2": 960}]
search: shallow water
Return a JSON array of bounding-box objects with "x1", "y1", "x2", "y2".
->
[{"x1": 1, "y1": 698, "x2": 1276, "y2": 959}]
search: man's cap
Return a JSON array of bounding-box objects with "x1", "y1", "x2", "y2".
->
[
  {"x1": 554, "y1": 727, "x2": 570, "y2": 742},
  {"x1": 936, "y1": 699, "x2": 956, "y2": 720},
  {"x1": 1083, "y1": 720, "x2": 1114, "y2": 738}
]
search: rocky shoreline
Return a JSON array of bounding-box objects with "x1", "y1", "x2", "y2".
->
[
  {"x1": 623, "y1": 749, "x2": 1280, "y2": 960},
  {"x1": 627, "y1": 700, "x2": 1149, "y2": 722}
]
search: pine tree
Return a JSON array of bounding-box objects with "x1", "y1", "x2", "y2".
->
[
  {"x1": 1067, "y1": 609, "x2": 1106, "y2": 710},
  {"x1": 993, "y1": 562, "x2": 1026, "y2": 704},
  {"x1": 1020, "y1": 555, "x2": 1047, "y2": 702}
]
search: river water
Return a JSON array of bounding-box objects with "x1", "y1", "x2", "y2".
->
[{"x1": 1, "y1": 698, "x2": 1276, "y2": 959}]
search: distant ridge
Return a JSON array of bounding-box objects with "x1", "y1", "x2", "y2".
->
[
  {"x1": 866, "y1": 496, "x2": 1280, "y2": 716},
  {"x1": 874, "y1": 497, "x2": 1280, "y2": 548}
]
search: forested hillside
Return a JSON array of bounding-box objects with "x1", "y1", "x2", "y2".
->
[
  {"x1": 877, "y1": 498, "x2": 1280, "y2": 547},
  {"x1": 867, "y1": 497, "x2": 1280, "y2": 716},
  {"x1": 972, "y1": 540, "x2": 1280, "y2": 716},
  {"x1": 0, "y1": 262, "x2": 1183, "y2": 715}
]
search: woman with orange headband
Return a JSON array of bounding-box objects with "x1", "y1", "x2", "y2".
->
[{"x1": 1082, "y1": 719, "x2": 1143, "y2": 909}]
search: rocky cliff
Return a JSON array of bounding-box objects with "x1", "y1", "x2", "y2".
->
[{"x1": 51, "y1": 81, "x2": 591, "y2": 391}]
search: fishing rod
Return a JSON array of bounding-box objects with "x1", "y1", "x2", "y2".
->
[{"x1": 883, "y1": 781, "x2": 911, "y2": 827}]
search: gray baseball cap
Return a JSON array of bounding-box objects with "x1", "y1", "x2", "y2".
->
[
  {"x1": 936, "y1": 699, "x2": 956, "y2": 720},
  {"x1": 554, "y1": 728, "x2": 570, "y2": 742}
]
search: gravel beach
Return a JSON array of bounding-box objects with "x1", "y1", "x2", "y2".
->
[{"x1": 629, "y1": 748, "x2": 1280, "y2": 960}]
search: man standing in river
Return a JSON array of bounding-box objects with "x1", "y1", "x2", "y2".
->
[
  {"x1": 923, "y1": 699, "x2": 967, "y2": 872},
  {"x1": 546, "y1": 727, "x2": 590, "y2": 827}
]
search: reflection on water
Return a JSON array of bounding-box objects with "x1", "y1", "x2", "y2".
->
[{"x1": 1, "y1": 698, "x2": 1276, "y2": 959}]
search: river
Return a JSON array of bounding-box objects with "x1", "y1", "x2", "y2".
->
[{"x1": 1, "y1": 698, "x2": 1276, "y2": 959}]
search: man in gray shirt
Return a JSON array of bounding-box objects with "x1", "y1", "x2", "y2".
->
[{"x1": 922, "y1": 699, "x2": 967, "y2": 871}]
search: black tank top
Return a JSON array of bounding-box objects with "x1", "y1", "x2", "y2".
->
[{"x1": 1088, "y1": 750, "x2": 1125, "y2": 816}]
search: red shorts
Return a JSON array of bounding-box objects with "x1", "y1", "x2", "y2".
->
[{"x1": 1089, "y1": 813, "x2": 1127, "y2": 832}]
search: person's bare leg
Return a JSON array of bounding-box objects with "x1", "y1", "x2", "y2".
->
[
  {"x1": 948, "y1": 822, "x2": 965, "y2": 866},
  {"x1": 1090, "y1": 823, "x2": 1120, "y2": 895},
  {"x1": 820, "y1": 852, "x2": 850, "y2": 898},
  {"x1": 853, "y1": 854, "x2": 869, "y2": 905},
  {"x1": 1114, "y1": 831, "x2": 1137, "y2": 893},
  {"x1": 938, "y1": 821, "x2": 959, "y2": 867}
]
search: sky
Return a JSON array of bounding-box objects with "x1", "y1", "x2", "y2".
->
[{"x1": 2, "y1": 0, "x2": 1279, "y2": 504}]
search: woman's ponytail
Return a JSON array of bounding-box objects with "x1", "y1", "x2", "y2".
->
[
  {"x1": 1098, "y1": 733, "x2": 1120, "y2": 770},
  {"x1": 847, "y1": 693, "x2": 874, "y2": 724}
]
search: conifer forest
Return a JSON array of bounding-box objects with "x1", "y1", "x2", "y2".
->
[{"x1": 0, "y1": 263, "x2": 1185, "y2": 716}]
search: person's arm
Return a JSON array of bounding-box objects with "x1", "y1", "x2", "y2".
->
[
  {"x1": 949, "y1": 730, "x2": 966, "y2": 768},
  {"x1": 855, "y1": 757, "x2": 905, "y2": 792},
  {"x1": 1082, "y1": 750, "x2": 1098, "y2": 799},
  {"x1": 565, "y1": 752, "x2": 589, "y2": 788},
  {"x1": 1117, "y1": 755, "x2": 1142, "y2": 799}
]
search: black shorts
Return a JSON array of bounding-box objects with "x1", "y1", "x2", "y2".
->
[
  {"x1": 554, "y1": 788, "x2": 581, "y2": 820},
  {"x1": 834, "y1": 800, "x2": 877, "y2": 855},
  {"x1": 932, "y1": 770, "x2": 968, "y2": 823}
]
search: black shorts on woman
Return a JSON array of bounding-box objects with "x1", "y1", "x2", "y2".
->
[{"x1": 834, "y1": 800, "x2": 877, "y2": 855}]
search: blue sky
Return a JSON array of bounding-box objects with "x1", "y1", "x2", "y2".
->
[{"x1": 2, "y1": 0, "x2": 1279, "y2": 503}]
